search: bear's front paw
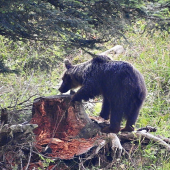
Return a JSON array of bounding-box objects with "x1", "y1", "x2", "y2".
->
[{"x1": 101, "y1": 126, "x2": 120, "y2": 134}]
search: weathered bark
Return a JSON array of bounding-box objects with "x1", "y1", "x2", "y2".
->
[
  {"x1": 119, "y1": 131, "x2": 170, "y2": 151},
  {"x1": 0, "y1": 95, "x2": 124, "y2": 169},
  {"x1": 31, "y1": 95, "x2": 101, "y2": 139},
  {"x1": 30, "y1": 95, "x2": 103, "y2": 160},
  {"x1": 0, "y1": 123, "x2": 37, "y2": 146}
]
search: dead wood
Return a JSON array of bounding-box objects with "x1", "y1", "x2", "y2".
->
[
  {"x1": 19, "y1": 95, "x2": 126, "y2": 169},
  {"x1": 0, "y1": 123, "x2": 37, "y2": 146},
  {"x1": 99, "y1": 45, "x2": 125, "y2": 56},
  {"x1": 0, "y1": 95, "x2": 124, "y2": 169},
  {"x1": 157, "y1": 135, "x2": 170, "y2": 144},
  {"x1": 1, "y1": 94, "x2": 170, "y2": 169},
  {"x1": 91, "y1": 116, "x2": 170, "y2": 152},
  {"x1": 118, "y1": 131, "x2": 170, "y2": 151},
  {"x1": 29, "y1": 95, "x2": 124, "y2": 160}
]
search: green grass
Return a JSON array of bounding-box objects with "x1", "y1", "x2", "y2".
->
[{"x1": 125, "y1": 31, "x2": 170, "y2": 138}]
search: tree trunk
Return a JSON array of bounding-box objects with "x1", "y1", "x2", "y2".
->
[{"x1": 30, "y1": 95, "x2": 102, "y2": 160}]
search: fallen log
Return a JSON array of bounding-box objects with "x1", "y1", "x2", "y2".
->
[{"x1": 119, "y1": 131, "x2": 170, "y2": 151}]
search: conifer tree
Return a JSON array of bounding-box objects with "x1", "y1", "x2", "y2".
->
[{"x1": 0, "y1": 0, "x2": 169, "y2": 48}]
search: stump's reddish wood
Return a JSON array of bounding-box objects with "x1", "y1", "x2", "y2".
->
[{"x1": 30, "y1": 95, "x2": 102, "y2": 159}]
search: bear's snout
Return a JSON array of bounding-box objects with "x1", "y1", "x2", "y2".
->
[
  {"x1": 58, "y1": 87, "x2": 65, "y2": 93},
  {"x1": 58, "y1": 85, "x2": 70, "y2": 93},
  {"x1": 58, "y1": 87, "x2": 62, "y2": 92}
]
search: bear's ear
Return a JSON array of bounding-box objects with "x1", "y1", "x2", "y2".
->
[{"x1": 64, "y1": 59, "x2": 73, "y2": 69}]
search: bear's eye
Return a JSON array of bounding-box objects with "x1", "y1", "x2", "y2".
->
[
  {"x1": 63, "y1": 74, "x2": 71, "y2": 82},
  {"x1": 62, "y1": 73, "x2": 68, "y2": 80}
]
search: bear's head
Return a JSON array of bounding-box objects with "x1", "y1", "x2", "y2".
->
[{"x1": 58, "y1": 59, "x2": 80, "y2": 93}]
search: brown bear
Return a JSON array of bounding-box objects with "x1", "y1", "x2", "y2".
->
[{"x1": 58, "y1": 55, "x2": 146, "y2": 133}]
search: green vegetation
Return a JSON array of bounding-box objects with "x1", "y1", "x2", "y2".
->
[
  {"x1": 126, "y1": 30, "x2": 170, "y2": 138},
  {"x1": 0, "y1": 27, "x2": 170, "y2": 169},
  {"x1": 1, "y1": 0, "x2": 170, "y2": 49}
]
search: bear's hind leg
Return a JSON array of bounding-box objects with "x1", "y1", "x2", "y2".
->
[
  {"x1": 100, "y1": 97, "x2": 110, "y2": 120},
  {"x1": 121, "y1": 101, "x2": 142, "y2": 132},
  {"x1": 102, "y1": 107, "x2": 123, "y2": 133}
]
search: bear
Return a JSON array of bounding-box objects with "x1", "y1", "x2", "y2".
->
[{"x1": 58, "y1": 55, "x2": 146, "y2": 133}]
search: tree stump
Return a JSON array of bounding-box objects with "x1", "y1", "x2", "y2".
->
[
  {"x1": 1, "y1": 95, "x2": 169, "y2": 169},
  {"x1": 30, "y1": 95, "x2": 103, "y2": 160}
]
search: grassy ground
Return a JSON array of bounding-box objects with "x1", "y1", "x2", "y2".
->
[
  {"x1": 124, "y1": 31, "x2": 170, "y2": 137},
  {"x1": 0, "y1": 29, "x2": 170, "y2": 169},
  {"x1": 114, "y1": 30, "x2": 170, "y2": 169}
]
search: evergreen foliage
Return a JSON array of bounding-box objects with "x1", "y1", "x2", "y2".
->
[{"x1": 0, "y1": 0, "x2": 170, "y2": 49}]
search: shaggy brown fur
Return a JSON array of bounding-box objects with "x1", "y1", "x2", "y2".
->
[{"x1": 59, "y1": 55, "x2": 146, "y2": 133}]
